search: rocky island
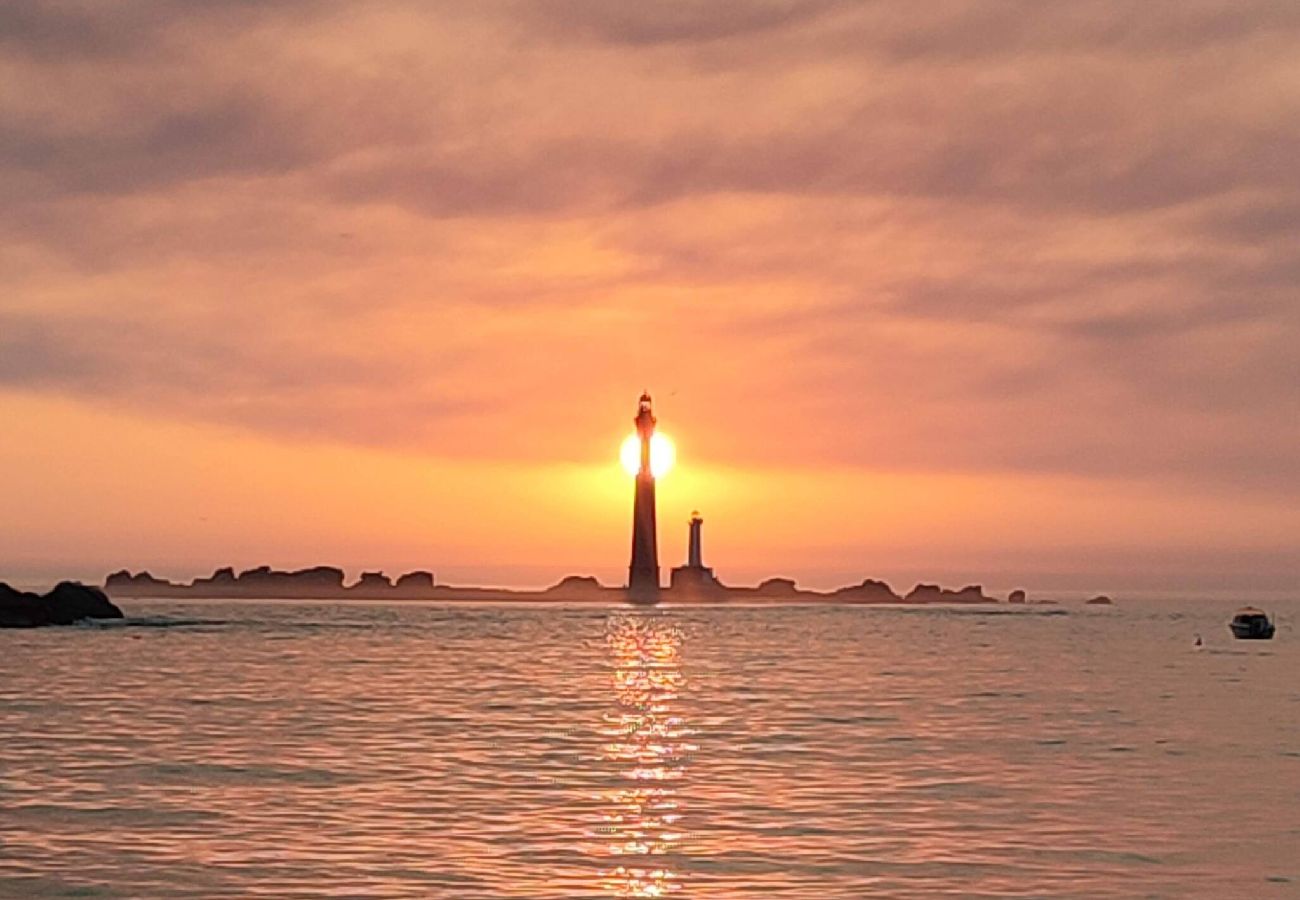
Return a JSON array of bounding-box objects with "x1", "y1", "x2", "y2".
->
[
  {"x1": 94, "y1": 565, "x2": 1088, "y2": 607},
  {"x1": 106, "y1": 566, "x2": 439, "y2": 599}
]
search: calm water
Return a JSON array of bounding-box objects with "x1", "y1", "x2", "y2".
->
[{"x1": 1, "y1": 599, "x2": 1296, "y2": 898}]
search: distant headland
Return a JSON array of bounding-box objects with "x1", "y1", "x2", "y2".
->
[{"x1": 100, "y1": 566, "x2": 1109, "y2": 607}]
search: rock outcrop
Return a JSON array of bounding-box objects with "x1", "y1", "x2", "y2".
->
[
  {"x1": 1, "y1": 581, "x2": 124, "y2": 628},
  {"x1": 904, "y1": 583, "x2": 996, "y2": 604},
  {"x1": 352, "y1": 571, "x2": 393, "y2": 593},
  {"x1": 105, "y1": 566, "x2": 422, "y2": 598},
  {"x1": 755, "y1": 577, "x2": 800, "y2": 597},
  {"x1": 234, "y1": 565, "x2": 347, "y2": 595},
  {"x1": 290, "y1": 566, "x2": 348, "y2": 590},
  {"x1": 92, "y1": 564, "x2": 1088, "y2": 608},
  {"x1": 394, "y1": 571, "x2": 435, "y2": 592},
  {"x1": 545, "y1": 575, "x2": 609, "y2": 598},
  {"x1": 832, "y1": 578, "x2": 903, "y2": 603},
  {"x1": 195, "y1": 567, "x2": 237, "y2": 588},
  {"x1": 106, "y1": 570, "x2": 174, "y2": 592},
  {"x1": 904, "y1": 584, "x2": 942, "y2": 603},
  {"x1": 1086, "y1": 595, "x2": 1114, "y2": 605}
]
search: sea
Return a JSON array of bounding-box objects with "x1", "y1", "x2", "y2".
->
[{"x1": 1, "y1": 598, "x2": 1296, "y2": 899}]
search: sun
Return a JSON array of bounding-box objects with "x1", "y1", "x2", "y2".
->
[{"x1": 620, "y1": 433, "x2": 675, "y2": 478}]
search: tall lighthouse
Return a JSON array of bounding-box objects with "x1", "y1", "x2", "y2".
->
[{"x1": 628, "y1": 392, "x2": 660, "y2": 598}]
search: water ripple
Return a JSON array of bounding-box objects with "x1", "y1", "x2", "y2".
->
[{"x1": 0, "y1": 599, "x2": 1296, "y2": 897}]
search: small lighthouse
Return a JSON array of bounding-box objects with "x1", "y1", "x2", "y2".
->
[
  {"x1": 687, "y1": 511, "x2": 704, "y2": 568},
  {"x1": 628, "y1": 392, "x2": 660, "y2": 598},
  {"x1": 670, "y1": 510, "x2": 721, "y2": 594}
]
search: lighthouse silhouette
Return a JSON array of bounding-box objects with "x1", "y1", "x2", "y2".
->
[{"x1": 628, "y1": 391, "x2": 660, "y2": 598}]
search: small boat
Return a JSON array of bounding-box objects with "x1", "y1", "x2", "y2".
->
[{"x1": 1228, "y1": 607, "x2": 1275, "y2": 640}]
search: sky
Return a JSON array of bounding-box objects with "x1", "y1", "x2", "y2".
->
[{"x1": 2, "y1": 1, "x2": 1298, "y2": 596}]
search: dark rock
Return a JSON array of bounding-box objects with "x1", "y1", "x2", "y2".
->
[
  {"x1": 0, "y1": 583, "x2": 44, "y2": 627},
  {"x1": 756, "y1": 577, "x2": 799, "y2": 596},
  {"x1": 105, "y1": 569, "x2": 134, "y2": 590},
  {"x1": 289, "y1": 567, "x2": 346, "y2": 589},
  {"x1": 45, "y1": 582, "x2": 124, "y2": 624},
  {"x1": 546, "y1": 575, "x2": 606, "y2": 597},
  {"x1": 833, "y1": 578, "x2": 902, "y2": 603},
  {"x1": 948, "y1": 584, "x2": 990, "y2": 603},
  {"x1": 193, "y1": 566, "x2": 351, "y2": 597},
  {"x1": 904, "y1": 584, "x2": 943, "y2": 603},
  {"x1": 106, "y1": 570, "x2": 175, "y2": 592},
  {"x1": 1008, "y1": 589, "x2": 1027, "y2": 604},
  {"x1": 904, "y1": 583, "x2": 995, "y2": 604},
  {"x1": 351, "y1": 572, "x2": 394, "y2": 593},
  {"x1": 1086, "y1": 595, "x2": 1114, "y2": 605},
  {"x1": 108, "y1": 564, "x2": 417, "y2": 598},
  {"x1": 197, "y1": 567, "x2": 237, "y2": 585},
  {"x1": 395, "y1": 571, "x2": 435, "y2": 592},
  {"x1": 0, "y1": 581, "x2": 123, "y2": 628}
]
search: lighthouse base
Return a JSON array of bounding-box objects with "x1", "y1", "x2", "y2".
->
[
  {"x1": 668, "y1": 565, "x2": 723, "y2": 599},
  {"x1": 627, "y1": 574, "x2": 661, "y2": 604}
]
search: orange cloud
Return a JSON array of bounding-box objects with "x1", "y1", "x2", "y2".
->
[{"x1": 2, "y1": 1, "x2": 1299, "y2": 591}]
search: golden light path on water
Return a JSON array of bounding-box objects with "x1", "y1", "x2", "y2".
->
[{"x1": 594, "y1": 616, "x2": 694, "y2": 897}]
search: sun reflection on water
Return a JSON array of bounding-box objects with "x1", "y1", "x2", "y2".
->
[{"x1": 594, "y1": 615, "x2": 694, "y2": 897}]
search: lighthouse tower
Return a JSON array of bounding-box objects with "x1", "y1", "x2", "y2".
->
[
  {"x1": 687, "y1": 511, "x2": 704, "y2": 568},
  {"x1": 628, "y1": 392, "x2": 660, "y2": 598},
  {"x1": 670, "y1": 510, "x2": 720, "y2": 594}
]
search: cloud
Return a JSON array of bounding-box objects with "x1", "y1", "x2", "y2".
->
[
  {"x1": 1, "y1": 0, "x2": 1299, "y2": 501},
  {"x1": 0, "y1": 95, "x2": 323, "y2": 201},
  {"x1": 507, "y1": 0, "x2": 851, "y2": 46},
  {"x1": 0, "y1": 1, "x2": 341, "y2": 60}
]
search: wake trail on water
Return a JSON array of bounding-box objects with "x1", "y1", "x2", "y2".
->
[{"x1": 75, "y1": 615, "x2": 228, "y2": 629}]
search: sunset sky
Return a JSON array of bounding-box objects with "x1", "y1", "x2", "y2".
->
[{"x1": 3, "y1": 2, "x2": 1298, "y2": 596}]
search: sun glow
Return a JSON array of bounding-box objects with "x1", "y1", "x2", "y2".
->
[{"x1": 620, "y1": 433, "x2": 675, "y2": 478}]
